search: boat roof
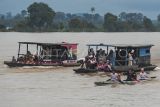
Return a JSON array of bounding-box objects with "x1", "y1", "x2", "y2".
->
[
  {"x1": 87, "y1": 43, "x2": 154, "y2": 48},
  {"x1": 18, "y1": 42, "x2": 78, "y2": 46}
]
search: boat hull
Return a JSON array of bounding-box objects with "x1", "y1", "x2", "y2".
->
[
  {"x1": 94, "y1": 81, "x2": 120, "y2": 86},
  {"x1": 113, "y1": 65, "x2": 157, "y2": 72},
  {"x1": 63, "y1": 63, "x2": 81, "y2": 67},
  {"x1": 74, "y1": 65, "x2": 157, "y2": 73},
  {"x1": 4, "y1": 61, "x2": 80, "y2": 67},
  {"x1": 95, "y1": 78, "x2": 156, "y2": 86},
  {"x1": 73, "y1": 68, "x2": 98, "y2": 73}
]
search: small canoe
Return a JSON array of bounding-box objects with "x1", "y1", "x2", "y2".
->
[
  {"x1": 73, "y1": 68, "x2": 98, "y2": 73},
  {"x1": 94, "y1": 81, "x2": 120, "y2": 86},
  {"x1": 95, "y1": 77, "x2": 156, "y2": 86},
  {"x1": 124, "y1": 76, "x2": 156, "y2": 85}
]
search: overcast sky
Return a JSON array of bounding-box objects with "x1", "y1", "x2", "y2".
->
[{"x1": 0, "y1": 0, "x2": 159, "y2": 19}]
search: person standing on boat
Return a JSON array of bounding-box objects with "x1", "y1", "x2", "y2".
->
[
  {"x1": 130, "y1": 49, "x2": 136, "y2": 65},
  {"x1": 139, "y1": 68, "x2": 148, "y2": 80},
  {"x1": 128, "y1": 52, "x2": 133, "y2": 66},
  {"x1": 68, "y1": 46, "x2": 73, "y2": 59}
]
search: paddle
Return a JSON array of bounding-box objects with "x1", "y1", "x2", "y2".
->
[{"x1": 106, "y1": 79, "x2": 111, "y2": 81}]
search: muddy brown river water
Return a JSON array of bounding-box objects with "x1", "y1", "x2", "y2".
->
[{"x1": 0, "y1": 32, "x2": 160, "y2": 107}]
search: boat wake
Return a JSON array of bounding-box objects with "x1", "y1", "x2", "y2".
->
[
  {"x1": 155, "y1": 67, "x2": 160, "y2": 70},
  {"x1": 22, "y1": 66, "x2": 61, "y2": 69}
]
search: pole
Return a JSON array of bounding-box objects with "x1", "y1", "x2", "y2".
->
[{"x1": 18, "y1": 43, "x2": 21, "y2": 58}]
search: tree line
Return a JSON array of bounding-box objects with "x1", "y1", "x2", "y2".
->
[{"x1": 0, "y1": 2, "x2": 160, "y2": 32}]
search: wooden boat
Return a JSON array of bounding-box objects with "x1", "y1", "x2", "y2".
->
[
  {"x1": 4, "y1": 42, "x2": 80, "y2": 67},
  {"x1": 74, "y1": 43, "x2": 157, "y2": 73},
  {"x1": 94, "y1": 77, "x2": 156, "y2": 86},
  {"x1": 123, "y1": 77, "x2": 156, "y2": 85},
  {"x1": 113, "y1": 65, "x2": 157, "y2": 72},
  {"x1": 73, "y1": 68, "x2": 98, "y2": 73},
  {"x1": 94, "y1": 81, "x2": 120, "y2": 86}
]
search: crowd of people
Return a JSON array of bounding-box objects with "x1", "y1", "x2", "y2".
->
[
  {"x1": 79, "y1": 48, "x2": 115, "y2": 72},
  {"x1": 79, "y1": 48, "x2": 138, "y2": 71},
  {"x1": 15, "y1": 51, "x2": 38, "y2": 64}
]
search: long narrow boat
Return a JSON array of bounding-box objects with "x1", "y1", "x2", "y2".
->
[
  {"x1": 94, "y1": 77, "x2": 156, "y2": 86},
  {"x1": 94, "y1": 81, "x2": 120, "y2": 86},
  {"x1": 4, "y1": 42, "x2": 80, "y2": 67},
  {"x1": 73, "y1": 68, "x2": 98, "y2": 73}
]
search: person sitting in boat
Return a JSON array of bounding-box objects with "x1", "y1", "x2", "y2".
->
[
  {"x1": 139, "y1": 68, "x2": 148, "y2": 80},
  {"x1": 97, "y1": 62, "x2": 104, "y2": 70},
  {"x1": 106, "y1": 60, "x2": 113, "y2": 72},
  {"x1": 85, "y1": 56, "x2": 90, "y2": 69},
  {"x1": 126, "y1": 69, "x2": 137, "y2": 81},
  {"x1": 109, "y1": 71, "x2": 119, "y2": 82},
  {"x1": 88, "y1": 56, "x2": 97, "y2": 69},
  {"x1": 33, "y1": 54, "x2": 38, "y2": 64},
  {"x1": 117, "y1": 73, "x2": 124, "y2": 83},
  {"x1": 98, "y1": 51, "x2": 107, "y2": 63},
  {"x1": 97, "y1": 60, "x2": 107, "y2": 71},
  {"x1": 98, "y1": 60, "x2": 112, "y2": 72},
  {"x1": 88, "y1": 48, "x2": 95, "y2": 56},
  {"x1": 17, "y1": 56, "x2": 25, "y2": 63},
  {"x1": 77, "y1": 57, "x2": 85, "y2": 68}
]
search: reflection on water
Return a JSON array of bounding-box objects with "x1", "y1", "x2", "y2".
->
[{"x1": 0, "y1": 32, "x2": 160, "y2": 107}]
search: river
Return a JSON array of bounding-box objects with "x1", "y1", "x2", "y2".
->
[{"x1": 0, "y1": 32, "x2": 160, "y2": 107}]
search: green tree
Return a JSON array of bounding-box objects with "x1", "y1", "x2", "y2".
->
[
  {"x1": 68, "y1": 18, "x2": 82, "y2": 29},
  {"x1": 21, "y1": 10, "x2": 27, "y2": 17},
  {"x1": 103, "y1": 13, "x2": 118, "y2": 31},
  {"x1": 0, "y1": 24, "x2": 6, "y2": 29},
  {"x1": 143, "y1": 16, "x2": 154, "y2": 31},
  {"x1": 118, "y1": 12, "x2": 144, "y2": 31},
  {"x1": 157, "y1": 14, "x2": 160, "y2": 22},
  {"x1": 68, "y1": 18, "x2": 95, "y2": 31},
  {"x1": 27, "y1": 2, "x2": 55, "y2": 31}
]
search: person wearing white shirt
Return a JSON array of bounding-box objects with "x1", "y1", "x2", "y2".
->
[
  {"x1": 139, "y1": 68, "x2": 148, "y2": 80},
  {"x1": 110, "y1": 71, "x2": 118, "y2": 81}
]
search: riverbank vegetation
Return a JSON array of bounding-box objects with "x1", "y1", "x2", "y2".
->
[{"x1": 0, "y1": 2, "x2": 160, "y2": 32}]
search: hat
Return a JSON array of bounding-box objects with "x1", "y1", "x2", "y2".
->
[
  {"x1": 131, "y1": 49, "x2": 134, "y2": 53},
  {"x1": 141, "y1": 68, "x2": 144, "y2": 71},
  {"x1": 89, "y1": 55, "x2": 93, "y2": 58}
]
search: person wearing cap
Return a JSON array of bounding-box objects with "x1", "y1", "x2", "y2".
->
[{"x1": 139, "y1": 68, "x2": 148, "y2": 80}]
